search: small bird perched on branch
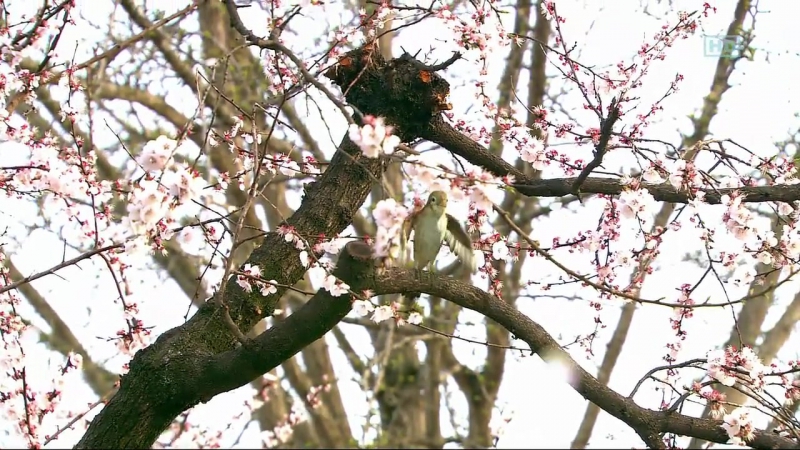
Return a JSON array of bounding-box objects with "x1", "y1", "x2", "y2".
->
[{"x1": 402, "y1": 190, "x2": 478, "y2": 273}]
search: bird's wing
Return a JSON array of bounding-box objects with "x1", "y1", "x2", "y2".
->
[
  {"x1": 444, "y1": 214, "x2": 478, "y2": 273},
  {"x1": 402, "y1": 209, "x2": 419, "y2": 242},
  {"x1": 399, "y1": 210, "x2": 419, "y2": 268}
]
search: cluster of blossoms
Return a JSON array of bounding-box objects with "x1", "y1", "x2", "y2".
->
[
  {"x1": 617, "y1": 187, "x2": 658, "y2": 222},
  {"x1": 714, "y1": 191, "x2": 800, "y2": 269},
  {"x1": 685, "y1": 347, "x2": 790, "y2": 445},
  {"x1": 701, "y1": 347, "x2": 767, "y2": 445},
  {"x1": 348, "y1": 115, "x2": 401, "y2": 158},
  {"x1": 464, "y1": 166, "x2": 507, "y2": 211},
  {"x1": 355, "y1": 4, "x2": 395, "y2": 42},
  {"x1": 10, "y1": 141, "x2": 109, "y2": 201},
  {"x1": 517, "y1": 129, "x2": 549, "y2": 170},
  {"x1": 706, "y1": 346, "x2": 767, "y2": 391},
  {"x1": 5, "y1": 134, "x2": 114, "y2": 248},
  {"x1": 691, "y1": 383, "x2": 756, "y2": 446},
  {"x1": 488, "y1": 233, "x2": 518, "y2": 264},
  {"x1": 277, "y1": 225, "x2": 353, "y2": 297},
  {"x1": 235, "y1": 226, "x2": 353, "y2": 299},
  {"x1": 722, "y1": 407, "x2": 756, "y2": 446},
  {"x1": 320, "y1": 2, "x2": 394, "y2": 61},
  {"x1": 372, "y1": 198, "x2": 410, "y2": 260},
  {"x1": 124, "y1": 136, "x2": 205, "y2": 247},
  {"x1": 404, "y1": 157, "x2": 452, "y2": 192},
  {"x1": 236, "y1": 264, "x2": 279, "y2": 297},
  {"x1": 436, "y1": 0, "x2": 508, "y2": 90},
  {"x1": 352, "y1": 298, "x2": 423, "y2": 326}
]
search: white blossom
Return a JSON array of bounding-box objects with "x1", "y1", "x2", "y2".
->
[
  {"x1": 322, "y1": 274, "x2": 350, "y2": 297},
  {"x1": 407, "y1": 312, "x2": 423, "y2": 325},
  {"x1": 721, "y1": 408, "x2": 754, "y2": 445},
  {"x1": 352, "y1": 300, "x2": 375, "y2": 317},
  {"x1": 492, "y1": 240, "x2": 511, "y2": 262},
  {"x1": 371, "y1": 305, "x2": 394, "y2": 323},
  {"x1": 348, "y1": 116, "x2": 401, "y2": 158}
]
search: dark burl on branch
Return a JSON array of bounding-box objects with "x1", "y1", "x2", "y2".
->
[{"x1": 324, "y1": 45, "x2": 458, "y2": 140}]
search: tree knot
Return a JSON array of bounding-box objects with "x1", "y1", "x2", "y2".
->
[{"x1": 323, "y1": 44, "x2": 456, "y2": 141}]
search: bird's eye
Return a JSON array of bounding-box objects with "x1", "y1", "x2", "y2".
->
[{"x1": 430, "y1": 197, "x2": 436, "y2": 203}]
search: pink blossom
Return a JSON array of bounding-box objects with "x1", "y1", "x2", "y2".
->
[{"x1": 348, "y1": 116, "x2": 401, "y2": 158}]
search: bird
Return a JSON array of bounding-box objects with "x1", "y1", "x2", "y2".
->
[{"x1": 401, "y1": 190, "x2": 478, "y2": 274}]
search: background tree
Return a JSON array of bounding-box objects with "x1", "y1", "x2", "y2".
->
[{"x1": 2, "y1": 0, "x2": 800, "y2": 449}]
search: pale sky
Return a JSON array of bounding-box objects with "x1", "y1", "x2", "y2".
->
[{"x1": 3, "y1": 0, "x2": 800, "y2": 448}]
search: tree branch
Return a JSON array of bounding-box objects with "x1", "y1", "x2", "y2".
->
[
  {"x1": 422, "y1": 116, "x2": 800, "y2": 205},
  {"x1": 75, "y1": 241, "x2": 376, "y2": 448},
  {"x1": 188, "y1": 242, "x2": 375, "y2": 405},
  {"x1": 365, "y1": 269, "x2": 800, "y2": 450}
]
